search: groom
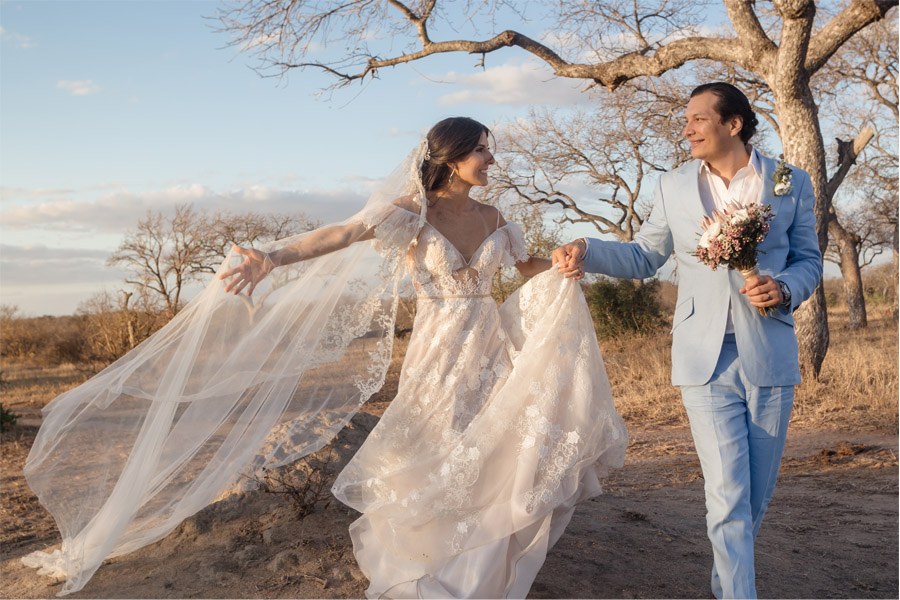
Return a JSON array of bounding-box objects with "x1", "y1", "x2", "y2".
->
[{"x1": 553, "y1": 82, "x2": 822, "y2": 599}]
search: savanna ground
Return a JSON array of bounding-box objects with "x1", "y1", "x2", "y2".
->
[{"x1": 0, "y1": 289, "x2": 897, "y2": 599}]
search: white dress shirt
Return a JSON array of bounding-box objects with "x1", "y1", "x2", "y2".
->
[{"x1": 698, "y1": 147, "x2": 763, "y2": 333}]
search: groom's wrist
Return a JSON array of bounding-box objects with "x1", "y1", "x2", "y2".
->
[
  {"x1": 574, "y1": 237, "x2": 587, "y2": 258},
  {"x1": 776, "y1": 279, "x2": 791, "y2": 307}
]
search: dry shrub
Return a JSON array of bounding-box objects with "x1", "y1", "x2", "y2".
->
[
  {"x1": 256, "y1": 448, "x2": 337, "y2": 519},
  {"x1": 0, "y1": 306, "x2": 87, "y2": 365},
  {"x1": 793, "y1": 305, "x2": 898, "y2": 429},
  {"x1": 599, "y1": 330, "x2": 685, "y2": 426},
  {"x1": 584, "y1": 278, "x2": 667, "y2": 338},
  {"x1": 76, "y1": 291, "x2": 167, "y2": 363}
]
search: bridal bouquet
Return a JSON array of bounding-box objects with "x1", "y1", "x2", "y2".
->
[{"x1": 695, "y1": 202, "x2": 774, "y2": 315}]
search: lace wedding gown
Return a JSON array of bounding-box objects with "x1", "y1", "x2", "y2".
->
[
  {"x1": 332, "y1": 206, "x2": 628, "y2": 598},
  {"x1": 21, "y1": 185, "x2": 625, "y2": 598}
]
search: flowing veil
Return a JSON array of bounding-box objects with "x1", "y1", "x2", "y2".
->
[{"x1": 22, "y1": 142, "x2": 431, "y2": 595}]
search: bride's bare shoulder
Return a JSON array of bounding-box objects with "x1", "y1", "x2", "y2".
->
[{"x1": 475, "y1": 202, "x2": 507, "y2": 227}]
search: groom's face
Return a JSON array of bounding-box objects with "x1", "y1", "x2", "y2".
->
[{"x1": 683, "y1": 92, "x2": 742, "y2": 163}]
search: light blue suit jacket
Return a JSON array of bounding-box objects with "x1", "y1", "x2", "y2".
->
[{"x1": 583, "y1": 153, "x2": 823, "y2": 387}]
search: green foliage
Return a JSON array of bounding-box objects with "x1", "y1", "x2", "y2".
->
[
  {"x1": 583, "y1": 278, "x2": 666, "y2": 338},
  {"x1": 1, "y1": 403, "x2": 18, "y2": 432}
]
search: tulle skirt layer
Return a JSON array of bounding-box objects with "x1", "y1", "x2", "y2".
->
[{"x1": 332, "y1": 269, "x2": 628, "y2": 598}]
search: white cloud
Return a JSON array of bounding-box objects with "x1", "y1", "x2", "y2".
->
[
  {"x1": 0, "y1": 244, "x2": 124, "y2": 286},
  {"x1": 0, "y1": 25, "x2": 36, "y2": 49},
  {"x1": 0, "y1": 184, "x2": 369, "y2": 234},
  {"x1": 57, "y1": 79, "x2": 101, "y2": 96},
  {"x1": 435, "y1": 61, "x2": 593, "y2": 107},
  {"x1": 0, "y1": 186, "x2": 76, "y2": 200}
]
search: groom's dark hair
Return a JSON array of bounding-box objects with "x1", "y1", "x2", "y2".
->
[{"x1": 691, "y1": 82, "x2": 759, "y2": 143}]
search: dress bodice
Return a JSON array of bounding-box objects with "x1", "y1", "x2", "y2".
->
[{"x1": 409, "y1": 222, "x2": 528, "y2": 298}]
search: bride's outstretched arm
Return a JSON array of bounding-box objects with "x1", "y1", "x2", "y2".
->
[{"x1": 220, "y1": 221, "x2": 375, "y2": 296}]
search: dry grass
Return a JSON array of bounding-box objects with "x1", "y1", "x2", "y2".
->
[
  {"x1": 599, "y1": 331, "x2": 685, "y2": 426},
  {"x1": 598, "y1": 305, "x2": 898, "y2": 431},
  {"x1": 0, "y1": 308, "x2": 895, "y2": 433},
  {"x1": 793, "y1": 305, "x2": 898, "y2": 429},
  {"x1": 1, "y1": 363, "x2": 93, "y2": 422}
]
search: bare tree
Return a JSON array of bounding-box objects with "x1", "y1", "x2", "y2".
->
[
  {"x1": 200, "y1": 211, "x2": 317, "y2": 270},
  {"x1": 491, "y1": 82, "x2": 690, "y2": 243},
  {"x1": 817, "y1": 13, "x2": 898, "y2": 327},
  {"x1": 76, "y1": 289, "x2": 166, "y2": 363},
  {"x1": 108, "y1": 205, "x2": 205, "y2": 317},
  {"x1": 220, "y1": 0, "x2": 898, "y2": 376},
  {"x1": 109, "y1": 204, "x2": 315, "y2": 316}
]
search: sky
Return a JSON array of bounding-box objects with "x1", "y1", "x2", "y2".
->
[
  {"x1": 1, "y1": 0, "x2": 614, "y2": 315},
  {"x1": 0, "y1": 0, "x2": 852, "y2": 316}
]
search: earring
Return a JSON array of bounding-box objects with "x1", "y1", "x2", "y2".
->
[{"x1": 448, "y1": 170, "x2": 455, "y2": 186}]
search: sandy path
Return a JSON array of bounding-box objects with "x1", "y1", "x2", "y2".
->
[{"x1": 2, "y1": 409, "x2": 896, "y2": 599}]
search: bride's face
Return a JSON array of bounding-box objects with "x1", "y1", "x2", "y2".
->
[{"x1": 450, "y1": 132, "x2": 495, "y2": 187}]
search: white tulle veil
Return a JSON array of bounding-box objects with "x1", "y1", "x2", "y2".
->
[{"x1": 22, "y1": 141, "x2": 431, "y2": 595}]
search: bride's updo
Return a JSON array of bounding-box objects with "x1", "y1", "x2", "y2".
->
[{"x1": 421, "y1": 117, "x2": 491, "y2": 191}]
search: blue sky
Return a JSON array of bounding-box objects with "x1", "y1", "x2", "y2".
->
[
  {"x1": 1, "y1": 1, "x2": 858, "y2": 316},
  {"x1": 2, "y1": 0, "x2": 611, "y2": 314}
]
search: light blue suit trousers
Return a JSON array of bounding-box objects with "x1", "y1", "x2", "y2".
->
[{"x1": 581, "y1": 154, "x2": 822, "y2": 599}]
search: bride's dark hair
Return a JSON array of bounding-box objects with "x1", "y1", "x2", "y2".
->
[{"x1": 421, "y1": 117, "x2": 491, "y2": 191}]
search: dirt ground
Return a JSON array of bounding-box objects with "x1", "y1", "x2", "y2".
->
[{"x1": 1, "y1": 393, "x2": 896, "y2": 600}]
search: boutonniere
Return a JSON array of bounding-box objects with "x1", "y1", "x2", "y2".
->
[{"x1": 772, "y1": 160, "x2": 793, "y2": 196}]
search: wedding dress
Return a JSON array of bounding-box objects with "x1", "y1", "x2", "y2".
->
[
  {"x1": 331, "y1": 205, "x2": 627, "y2": 598},
  {"x1": 21, "y1": 141, "x2": 626, "y2": 598}
]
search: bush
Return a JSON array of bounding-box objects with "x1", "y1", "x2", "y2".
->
[
  {"x1": 583, "y1": 278, "x2": 666, "y2": 338},
  {"x1": 863, "y1": 262, "x2": 898, "y2": 306},
  {"x1": 0, "y1": 306, "x2": 87, "y2": 364},
  {"x1": 0, "y1": 403, "x2": 18, "y2": 432}
]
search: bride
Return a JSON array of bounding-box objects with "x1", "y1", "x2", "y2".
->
[{"x1": 23, "y1": 116, "x2": 627, "y2": 598}]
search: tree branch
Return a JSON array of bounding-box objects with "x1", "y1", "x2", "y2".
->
[
  {"x1": 773, "y1": 0, "x2": 816, "y2": 84},
  {"x1": 806, "y1": 0, "x2": 898, "y2": 74},
  {"x1": 826, "y1": 126, "x2": 875, "y2": 200},
  {"x1": 722, "y1": 0, "x2": 777, "y2": 60},
  {"x1": 278, "y1": 27, "x2": 748, "y2": 89}
]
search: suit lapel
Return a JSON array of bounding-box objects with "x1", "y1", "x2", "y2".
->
[
  {"x1": 756, "y1": 152, "x2": 781, "y2": 219},
  {"x1": 680, "y1": 159, "x2": 708, "y2": 220}
]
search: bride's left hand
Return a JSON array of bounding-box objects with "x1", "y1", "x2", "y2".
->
[{"x1": 219, "y1": 245, "x2": 275, "y2": 296}]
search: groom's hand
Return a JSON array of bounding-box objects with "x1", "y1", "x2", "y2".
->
[
  {"x1": 740, "y1": 274, "x2": 782, "y2": 309},
  {"x1": 551, "y1": 239, "x2": 586, "y2": 280}
]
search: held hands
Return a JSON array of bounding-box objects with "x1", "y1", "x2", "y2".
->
[
  {"x1": 740, "y1": 274, "x2": 783, "y2": 310},
  {"x1": 219, "y1": 245, "x2": 276, "y2": 296},
  {"x1": 551, "y1": 239, "x2": 586, "y2": 280}
]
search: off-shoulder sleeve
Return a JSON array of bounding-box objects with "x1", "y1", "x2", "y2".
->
[
  {"x1": 501, "y1": 221, "x2": 530, "y2": 267},
  {"x1": 353, "y1": 202, "x2": 423, "y2": 252}
]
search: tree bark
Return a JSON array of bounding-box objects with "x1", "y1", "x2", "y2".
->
[
  {"x1": 772, "y1": 82, "x2": 830, "y2": 378},
  {"x1": 829, "y1": 218, "x2": 867, "y2": 328},
  {"x1": 893, "y1": 222, "x2": 899, "y2": 319},
  {"x1": 824, "y1": 130, "x2": 875, "y2": 329}
]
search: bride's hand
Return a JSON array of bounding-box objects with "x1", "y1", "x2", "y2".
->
[{"x1": 219, "y1": 245, "x2": 276, "y2": 296}]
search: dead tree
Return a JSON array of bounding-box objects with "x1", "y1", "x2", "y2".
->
[{"x1": 220, "y1": 0, "x2": 899, "y2": 376}]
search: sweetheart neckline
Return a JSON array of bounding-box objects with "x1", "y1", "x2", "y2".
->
[{"x1": 424, "y1": 222, "x2": 509, "y2": 265}]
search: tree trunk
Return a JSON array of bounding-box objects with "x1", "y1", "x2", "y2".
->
[
  {"x1": 829, "y1": 219, "x2": 867, "y2": 328},
  {"x1": 773, "y1": 84, "x2": 830, "y2": 378},
  {"x1": 893, "y1": 222, "x2": 899, "y2": 320}
]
